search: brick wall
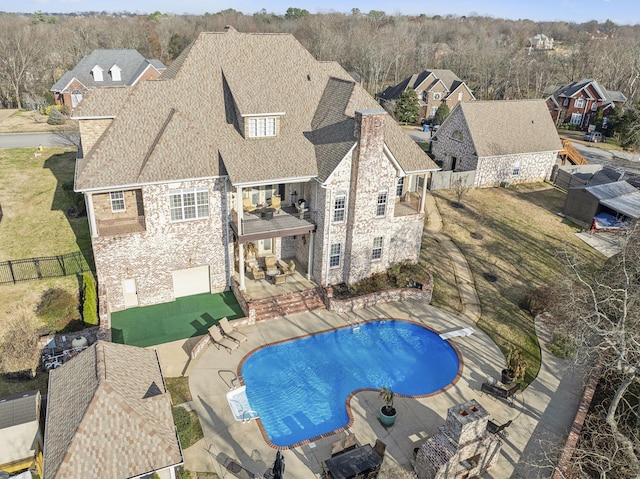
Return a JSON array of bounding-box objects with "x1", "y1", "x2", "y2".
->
[
  {"x1": 93, "y1": 189, "x2": 143, "y2": 222},
  {"x1": 92, "y1": 178, "x2": 230, "y2": 311}
]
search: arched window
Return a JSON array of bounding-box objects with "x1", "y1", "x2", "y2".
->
[
  {"x1": 71, "y1": 89, "x2": 83, "y2": 108},
  {"x1": 452, "y1": 130, "x2": 463, "y2": 142}
]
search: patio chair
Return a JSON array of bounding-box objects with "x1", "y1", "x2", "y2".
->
[
  {"x1": 287, "y1": 260, "x2": 296, "y2": 275},
  {"x1": 243, "y1": 197, "x2": 256, "y2": 213},
  {"x1": 373, "y1": 439, "x2": 386, "y2": 458},
  {"x1": 219, "y1": 317, "x2": 247, "y2": 343},
  {"x1": 252, "y1": 266, "x2": 265, "y2": 280},
  {"x1": 274, "y1": 273, "x2": 286, "y2": 285},
  {"x1": 270, "y1": 195, "x2": 281, "y2": 212},
  {"x1": 265, "y1": 255, "x2": 277, "y2": 272},
  {"x1": 208, "y1": 325, "x2": 239, "y2": 353}
]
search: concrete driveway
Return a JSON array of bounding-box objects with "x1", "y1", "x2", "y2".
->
[{"x1": 153, "y1": 301, "x2": 583, "y2": 478}]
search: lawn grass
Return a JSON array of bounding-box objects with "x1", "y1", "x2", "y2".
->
[
  {"x1": 425, "y1": 183, "x2": 603, "y2": 385},
  {"x1": 173, "y1": 407, "x2": 204, "y2": 449},
  {"x1": 166, "y1": 376, "x2": 192, "y2": 405}
]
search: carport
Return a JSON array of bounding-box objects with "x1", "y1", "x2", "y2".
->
[{"x1": 563, "y1": 180, "x2": 640, "y2": 224}]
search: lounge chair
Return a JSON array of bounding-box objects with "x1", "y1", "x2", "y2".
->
[
  {"x1": 208, "y1": 325, "x2": 239, "y2": 353},
  {"x1": 219, "y1": 317, "x2": 247, "y2": 343},
  {"x1": 270, "y1": 195, "x2": 281, "y2": 212},
  {"x1": 252, "y1": 266, "x2": 265, "y2": 280}
]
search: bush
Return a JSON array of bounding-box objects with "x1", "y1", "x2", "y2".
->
[
  {"x1": 44, "y1": 105, "x2": 63, "y2": 115},
  {"x1": 82, "y1": 273, "x2": 98, "y2": 326},
  {"x1": 548, "y1": 333, "x2": 576, "y2": 359},
  {"x1": 47, "y1": 107, "x2": 65, "y2": 125},
  {"x1": 36, "y1": 288, "x2": 79, "y2": 332},
  {"x1": 521, "y1": 286, "x2": 554, "y2": 315},
  {"x1": 333, "y1": 261, "x2": 423, "y2": 299}
]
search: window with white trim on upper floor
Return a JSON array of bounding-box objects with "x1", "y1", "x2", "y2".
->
[
  {"x1": 248, "y1": 117, "x2": 277, "y2": 138},
  {"x1": 433, "y1": 92, "x2": 441, "y2": 100},
  {"x1": 575, "y1": 98, "x2": 585, "y2": 108},
  {"x1": 169, "y1": 188, "x2": 209, "y2": 221},
  {"x1": 457, "y1": 92, "x2": 463, "y2": 101},
  {"x1": 372, "y1": 237, "x2": 383, "y2": 261},
  {"x1": 333, "y1": 191, "x2": 346, "y2": 223},
  {"x1": 329, "y1": 243, "x2": 341, "y2": 268},
  {"x1": 110, "y1": 191, "x2": 125, "y2": 212},
  {"x1": 376, "y1": 189, "x2": 388, "y2": 217}
]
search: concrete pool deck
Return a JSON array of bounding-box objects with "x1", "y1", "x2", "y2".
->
[{"x1": 153, "y1": 301, "x2": 584, "y2": 478}]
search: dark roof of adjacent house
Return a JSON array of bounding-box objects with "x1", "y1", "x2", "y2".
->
[
  {"x1": 51, "y1": 49, "x2": 166, "y2": 92},
  {"x1": 379, "y1": 69, "x2": 466, "y2": 101},
  {"x1": 0, "y1": 390, "x2": 39, "y2": 430},
  {"x1": 75, "y1": 28, "x2": 436, "y2": 191},
  {"x1": 441, "y1": 99, "x2": 563, "y2": 157},
  {"x1": 42, "y1": 341, "x2": 182, "y2": 479},
  {"x1": 0, "y1": 390, "x2": 41, "y2": 468},
  {"x1": 545, "y1": 79, "x2": 627, "y2": 105}
]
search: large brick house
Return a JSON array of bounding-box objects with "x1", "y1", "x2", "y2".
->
[
  {"x1": 544, "y1": 79, "x2": 627, "y2": 130},
  {"x1": 51, "y1": 49, "x2": 165, "y2": 109},
  {"x1": 379, "y1": 70, "x2": 475, "y2": 123},
  {"x1": 432, "y1": 100, "x2": 562, "y2": 188},
  {"x1": 73, "y1": 27, "x2": 438, "y2": 317}
]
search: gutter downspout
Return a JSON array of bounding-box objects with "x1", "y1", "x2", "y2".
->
[
  {"x1": 224, "y1": 179, "x2": 232, "y2": 289},
  {"x1": 236, "y1": 185, "x2": 245, "y2": 291}
]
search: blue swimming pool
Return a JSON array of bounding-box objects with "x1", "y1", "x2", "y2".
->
[{"x1": 241, "y1": 319, "x2": 460, "y2": 447}]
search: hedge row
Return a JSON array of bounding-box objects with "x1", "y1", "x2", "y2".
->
[{"x1": 82, "y1": 272, "x2": 98, "y2": 326}]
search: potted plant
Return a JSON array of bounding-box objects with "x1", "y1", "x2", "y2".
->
[
  {"x1": 501, "y1": 348, "x2": 527, "y2": 384},
  {"x1": 378, "y1": 386, "x2": 397, "y2": 427}
]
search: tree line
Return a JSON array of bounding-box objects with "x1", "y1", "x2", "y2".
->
[{"x1": 1, "y1": 9, "x2": 640, "y2": 111}]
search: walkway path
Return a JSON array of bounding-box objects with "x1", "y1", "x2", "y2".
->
[{"x1": 423, "y1": 192, "x2": 482, "y2": 323}]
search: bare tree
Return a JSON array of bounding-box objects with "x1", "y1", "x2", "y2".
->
[{"x1": 549, "y1": 223, "x2": 640, "y2": 477}]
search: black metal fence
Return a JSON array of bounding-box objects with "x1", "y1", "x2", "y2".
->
[{"x1": 0, "y1": 250, "x2": 94, "y2": 285}]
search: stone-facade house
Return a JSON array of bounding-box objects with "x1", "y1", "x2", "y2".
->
[
  {"x1": 379, "y1": 70, "x2": 475, "y2": 123},
  {"x1": 545, "y1": 79, "x2": 626, "y2": 130},
  {"x1": 42, "y1": 341, "x2": 183, "y2": 479},
  {"x1": 432, "y1": 99, "x2": 562, "y2": 188},
  {"x1": 528, "y1": 33, "x2": 554, "y2": 51},
  {"x1": 73, "y1": 27, "x2": 438, "y2": 319},
  {"x1": 51, "y1": 49, "x2": 166, "y2": 109}
]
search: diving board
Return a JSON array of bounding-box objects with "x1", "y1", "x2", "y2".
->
[
  {"x1": 439, "y1": 327, "x2": 475, "y2": 340},
  {"x1": 226, "y1": 385, "x2": 259, "y2": 422}
]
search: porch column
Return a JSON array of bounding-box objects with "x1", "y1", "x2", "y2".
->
[
  {"x1": 420, "y1": 173, "x2": 428, "y2": 213},
  {"x1": 236, "y1": 186, "x2": 246, "y2": 291},
  {"x1": 307, "y1": 232, "x2": 315, "y2": 280},
  {"x1": 85, "y1": 192, "x2": 97, "y2": 237}
]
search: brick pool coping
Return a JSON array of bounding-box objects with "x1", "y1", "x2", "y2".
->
[{"x1": 234, "y1": 317, "x2": 464, "y2": 450}]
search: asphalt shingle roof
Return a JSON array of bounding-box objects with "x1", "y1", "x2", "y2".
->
[
  {"x1": 51, "y1": 49, "x2": 165, "y2": 92},
  {"x1": 450, "y1": 99, "x2": 563, "y2": 157},
  {"x1": 76, "y1": 28, "x2": 436, "y2": 191},
  {"x1": 42, "y1": 341, "x2": 181, "y2": 479},
  {"x1": 72, "y1": 86, "x2": 132, "y2": 118}
]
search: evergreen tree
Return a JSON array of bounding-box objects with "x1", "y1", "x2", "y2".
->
[
  {"x1": 433, "y1": 102, "x2": 450, "y2": 125},
  {"x1": 395, "y1": 89, "x2": 420, "y2": 124}
]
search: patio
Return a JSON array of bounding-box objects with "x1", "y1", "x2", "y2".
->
[
  {"x1": 111, "y1": 292, "x2": 244, "y2": 348},
  {"x1": 153, "y1": 301, "x2": 553, "y2": 478}
]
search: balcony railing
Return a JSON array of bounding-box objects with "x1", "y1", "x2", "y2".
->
[
  {"x1": 97, "y1": 215, "x2": 146, "y2": 236},
  {"x1": 230, "y1": 206, "x2": 316, "y2": 243}
]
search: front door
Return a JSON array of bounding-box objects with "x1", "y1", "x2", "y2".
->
[{"x1": 122, "y1": 278, "x2": 138, "y2": 308}]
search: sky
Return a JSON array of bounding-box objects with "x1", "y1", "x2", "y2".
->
[{"x1": 3, "y1": 0, "x2": 640, "y2": 25}]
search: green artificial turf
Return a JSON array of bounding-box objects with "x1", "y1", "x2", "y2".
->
[{"x1": 111, "y1": 292, "x2": 244, "y2": 347}]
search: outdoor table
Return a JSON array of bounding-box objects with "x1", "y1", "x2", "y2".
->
[
  {"x1": 266, "y1": 269, "x2": 280, "y2": 282},
  {"x1": 324, "y1": 444, "x2": 382, "y2": 479},
  {"x1": 260, "y1": 207, "x2": 275, "y2": 220}
]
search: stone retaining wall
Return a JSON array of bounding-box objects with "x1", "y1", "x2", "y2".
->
[{"x1": 322, "y1": 273, "x2": 433, "y2": 313}]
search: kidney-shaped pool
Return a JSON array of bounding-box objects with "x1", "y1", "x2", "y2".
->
[{"x1": 240, "y1": 319, "x2": 460, "y2": 447}]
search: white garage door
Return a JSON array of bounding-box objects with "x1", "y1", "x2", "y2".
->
[{"x1": 172, "y1": 266, "x2": 211, "y2": 298}]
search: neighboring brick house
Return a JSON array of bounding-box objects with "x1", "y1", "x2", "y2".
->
[
  {"x1": 73, "y1": 27, "x2": 438, "y2": 316},
  {"x1": 0, "y1": 390, "x2": 43, "y2": 476},
  {"x1": 379, "y1": 69, "x2": 475, "y2": 123},
  {"x1": 432, "y1": 99, "x2": 562, "y2": 188},
  {"x1": 545, "y1": 79, "x2": 627, "y2": 130},
  {"x1": 42, "y1": 341, "x2": 183, "y2": 479},
  {"x1": 51, "y1": 49, "x2": 165, "y2": 109}
]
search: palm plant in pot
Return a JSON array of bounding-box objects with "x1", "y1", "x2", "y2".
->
[{"x1": 378, "y1": 386, "x2": 397, "y2": 427}]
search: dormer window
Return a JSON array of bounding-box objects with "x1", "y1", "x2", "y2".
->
[
  {"x1": 91, "y1": 65, "x2": 104, "y2": 82},
  {"x1": 248, "y1": 117, "x2": 277, "y2": 138},
  {"x1": 110, "y1": 64, "x2": 122, "y2": 81}
]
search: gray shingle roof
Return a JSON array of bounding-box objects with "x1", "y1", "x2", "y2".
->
[
  {"x1": 0, "y1": 390, "x2": 39, "y2": 429},
  {"x1": 76, "y1": 29, "x2": 435, "y2": 191},
  {"x1": 51, "y1": 49, "x2": 166, "y2": 92},
  {"x1": 42, "y1": 341, "x2": 181, "y2": 479},
  {"x1": 552, "y1": 79, "x2": 627, "y2": 105},
  {"x1": 449, "y1": 99, "x2": 562, "y2": 157},
  {"x1": 380, "y1": 69, "x2": 464, "y2": 101}
]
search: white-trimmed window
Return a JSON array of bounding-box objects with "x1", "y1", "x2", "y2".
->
[
  {"x1": 372, "y1": 237, "x2": 383, "y2": 260},
  {"x1": 591, "y1": 101, "x2": 598, "y2": 111},
  {"x1": 169, "y1": 188, "x2": 209, "y2": 221},
  {"x1": 563, "y1": 98, "x2": 569, "y2": 106},
  {"x1": 575, "y1": 98, "x2": 585, "y2": 108},
  {"x1": 434, "y1": 92, "x2": 441, "y2": 100},
  {"x1": 329, "y1": 243, "x2": 341, "y2": 268},
  {"x1": 396, "y1": 177, "x2": 405, "y2": 198},
  {"x1": 431, "y1": 105, "x2": 438, "y2": 116},
  {"x1": 248, "y1": 117, "x2": 276, "y2": 138},
  {"x1": 570, "y1": 112, "x2": 583, "y2": 125},
  {"x1": 333, "y1": 191, "x2": 346, "y2": 223},
  {"x1": 512, "y1": 161, "x2": 521, "y2": 176},
  {"x1": 452, "y1": 130, "x2": 463, "y2": 142},
  {"x1": 376, "y1": 189, "x2": 388, "y2": 217},
  {"x1": 110, "y1": 191, "x2": 125, "y2": 212},
  {"x1": 457, "y1": 92, "x2": 463, "y2": 101}
]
